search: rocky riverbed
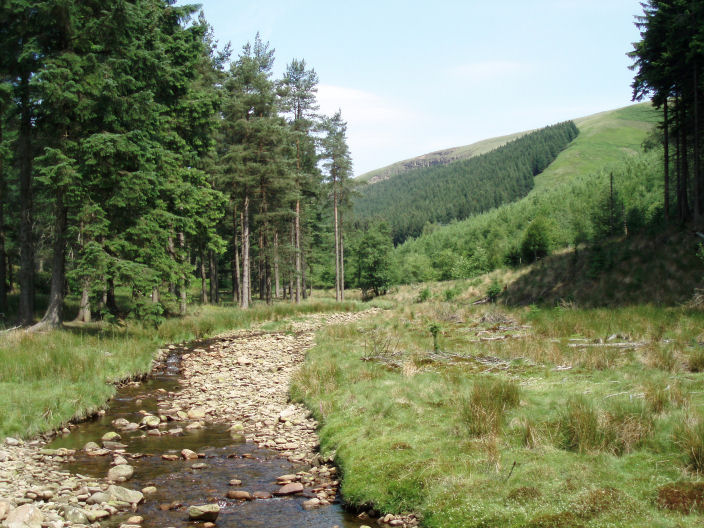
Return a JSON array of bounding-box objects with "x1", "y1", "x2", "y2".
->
[{"x1": 0, "y1": 310, "x2": 418, "y2": 528}]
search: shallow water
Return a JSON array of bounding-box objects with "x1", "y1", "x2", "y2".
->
[{"x1": 49, "y1": 340, "x2": 366, "y2": 528}]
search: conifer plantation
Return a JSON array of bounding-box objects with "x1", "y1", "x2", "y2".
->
[{"x1": 1, "y1": 2, "x2": 354, "y2": 328}]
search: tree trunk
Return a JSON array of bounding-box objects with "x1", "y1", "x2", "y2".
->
[
  {"x1": 75, "y1": 283, "x2": 91, "y2": 323},
  {"x1": 295, "y1": 199, "x2": 301, "y2": 303},
  {"x1": 241, "y1": 196, "x2": 250, "y2": 309},
  {"x1": 258, "y1": 230, "x2": 264, "y2": 301},
  {"x1": 682, "y1": 107, "x2": 691, "y2": 221},
  {"x1": 289, "y1": 222, "x2": 295, "y2": 303},
  {"x1": 151, "y1": 287, "x2": 159, "y2": 304},
  {"x1": 333, "y1": 187, "x2": 340, "y2": 302},
  {"x1": 33, "y1": 199, "x2": 67, "y2": 329},
  {"x1": 107, "y1": 277, "x2": 118, "y2": 315},
  {"x1": 694, "y1": 63, "x2": 702, "y2": 221},
  {"x1": 0, "y1": 116, "x2": 6, "y2": 316},
  {"x1": 18, "y1": 70, "x2": 34, "y2": 325},
  {"x1": 274, "y1": 230, "x2": 280, "y2": 298},
  {"x1": 7, "y1": 251, "x2": 13, "y2": 293},
  {"x1": 340, "y1": 210, "x2": 345, "y2": 301},
  {"x1": 232, "y1": 205, "x2": 240, "y2": 304},
  {"x1": 301, "y1": 245, "x2": 308, "y2": 300},
  {"x1": 209, "y1": 250, "x2": 217, "y2": 304},
  {"x1": 664, "y1": 99, "x2": 670, "y2": 221},
  {"x1": 200, "y1": 245, "x2": 207, "y2": 304},
  {"x1": 178, "y1": 231, "x2": 187, "y2": 316}
]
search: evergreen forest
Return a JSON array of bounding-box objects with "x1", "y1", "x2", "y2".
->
[
  {"x1": 1, "y1": 1, "x2": 355, "y2": 328},
  {"x1": 354, "y1": 121, "x2": 579, "y2": 244}
]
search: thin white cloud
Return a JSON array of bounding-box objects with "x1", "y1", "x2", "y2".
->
[
  {"x1": 451, "y1": 60, "x2": 532, "y2": 82},
  {"x1": 316, "y1": 84, "x2": 422, "y2": 174},
  {"x1": 316, "y1": 84, "x2": 414, "y2": 125}
]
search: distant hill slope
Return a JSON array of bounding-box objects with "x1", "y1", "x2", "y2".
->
[
  {"x1": 391, "y1": 103, "x2": 662, "y2": 284},
  {"x1": 354, "y1": 121, "x2": 579, "y2": 244},
  {"x1": 533, "y1": 103, "x2": 659, "y2": 192},
  {"x1": 356, "y1": 130, "x2": 529, "y2": 184}
]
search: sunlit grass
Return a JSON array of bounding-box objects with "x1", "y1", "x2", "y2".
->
[
  {"x1": 0, "y1": 299, "x2": 362, "y2": 439},
  {"x1": 292, "y1": 298, "x2": 704, "y2": 527}
]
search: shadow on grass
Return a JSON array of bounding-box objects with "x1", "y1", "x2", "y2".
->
[{"x1": 502, "y1": 228, "x2": 702, "y2": 308}]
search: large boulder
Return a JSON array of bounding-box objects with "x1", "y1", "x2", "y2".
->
[
  {"x1": 2, "y1": 504, "x2": 43, "y2": 528},
  {"x1": 187, "y1": 505, "x2": 219, "y2": 522},
  {"x1": 107, "y1": 465, "x2": 134, "y2": 482},
  {"x1": 106, "y1": 485, "x2": 143, "y2": 505}
]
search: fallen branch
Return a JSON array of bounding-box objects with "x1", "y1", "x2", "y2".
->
[{"x1": 567, "y1": 342, "x2": 646, "y2": 349}]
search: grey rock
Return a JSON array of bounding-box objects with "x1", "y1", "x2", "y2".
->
[
  {"x1": 3, "y1": 504, "x2": 43, "y2": 528},
  {"x1": 187, "y1": 505, "x2": 219, "y2": 522},
  {"x1": 105, "y1": 486, "x2": 143, "y2": 505},
  {"x1": 60, "y1": 506, "x2": 88, "y2": 525},
  {"x1": 107, "y1": 465, "x2": 134, "y2": 482},
  {"x1": 83, "y1": 442, "x2": 100, "y2": 452},
  {"x1": 87, "y1": 492, "x2": 109, "y2": 505}
]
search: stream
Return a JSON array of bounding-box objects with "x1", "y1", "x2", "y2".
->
[{"x1": 46, "y1": 339, "x2": 368, "y2": 528}]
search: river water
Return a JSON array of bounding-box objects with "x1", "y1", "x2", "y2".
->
[{"x1": 48, "y1": 341, "x2": 367, "y2": 528}]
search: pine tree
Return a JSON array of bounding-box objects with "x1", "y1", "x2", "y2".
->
[
  {"x1": 321, "y1": 111, "x2": 353, "y2": 301},
  {"x1": 280, "y1": 59, "x2": 319, "y2": 302}
]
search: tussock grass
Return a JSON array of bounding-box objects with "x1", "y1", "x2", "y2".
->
[
  {"x1": 293, "y1": 298, "x2": 704, "y2": 527},
  {"x1": 676, "y1": 415, "x2": 704, "y2": 472},
  {"x1": 0, "y1": 300, "x2": 362, "y2": 439},
  {"x1": 460, "y1": 376, "x2": 520, "y2": 437}
]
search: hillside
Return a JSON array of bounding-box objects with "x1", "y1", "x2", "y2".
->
[
  {"x1": 354, "y1": 121, "x2": 579, "y2": 244},
  {"x1": 356, "y1": 130, "x2": 529, "y2": 184},
  {"x1": 391, "y1": 103, "x2": 661, "y2": 283}
]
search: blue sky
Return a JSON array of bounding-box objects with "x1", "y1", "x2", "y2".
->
[{"x1": 180, "y1": 0, "x2": 645, "y2": 176}]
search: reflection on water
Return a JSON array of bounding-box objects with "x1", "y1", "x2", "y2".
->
[{"x1": 49, "y1": 341, "x2": 366, "y2": 528}]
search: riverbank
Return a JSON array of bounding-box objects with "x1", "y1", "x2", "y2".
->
[
  {"x1": 292, "y1": 298, "x2": 704, "y2": 528},
  {"x1": 0, "y1": 301, "x2": 361, "y2": 440},
  {"x1": 0, "y1": 308, "x2": 397, "y2": 528}
]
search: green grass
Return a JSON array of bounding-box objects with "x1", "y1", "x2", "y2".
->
[
  {"x1": 534, "y1": 103, "x2": 659, "y2": 192},
  {"x1": 292, "y1": 300, "x2": 704, "y2": 527},
  {"x1": 0, "y1": 299, "x2": 362, "y2": 439}
]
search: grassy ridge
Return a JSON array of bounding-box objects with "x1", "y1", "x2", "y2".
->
[
  {"x1": 293, "y1": 299, "x2": 704, "y2": 527},
  {"x1": 534, "y1": 103, "x2": 659, "y2": 191},
  {"x1": 0, "y1": 300, "x2": 362, "y2": 439}
]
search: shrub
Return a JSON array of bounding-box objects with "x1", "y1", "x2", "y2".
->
[
  {"x1": 428, "y1": 323, "x2": 441, "y2": 351},
  {"x1": 558, "y1": 396, "x2": 653, "y2": 455},
  {"x1": 416, "y1": 287, "x2": 431, "y2": 303},
  {"x1": 487, "y1": 279, "x2": 502, "y2": 303},
  {"x1": 601, "y1": 399, "x2": 653, "y2": 455}
]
